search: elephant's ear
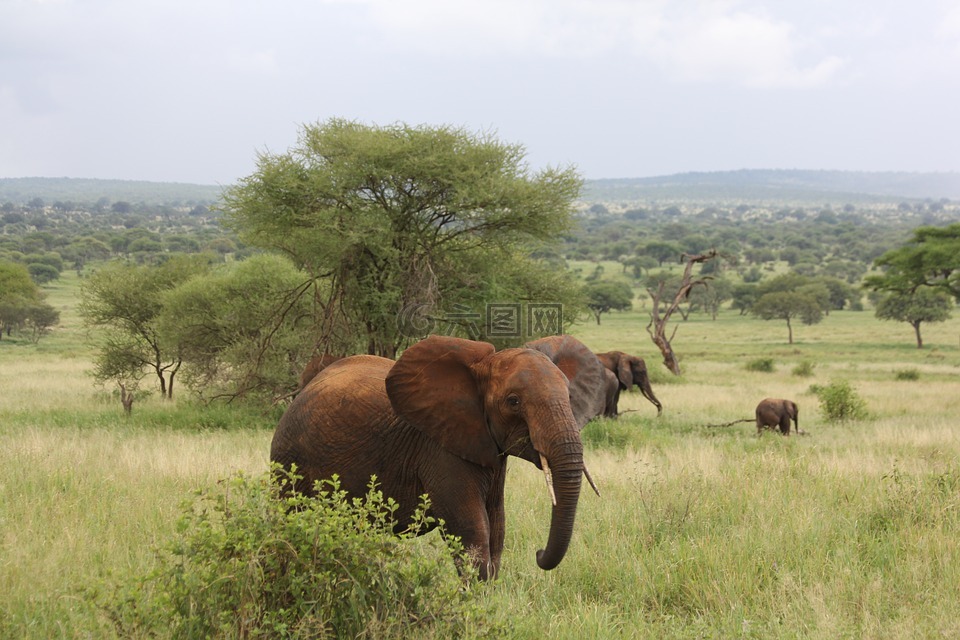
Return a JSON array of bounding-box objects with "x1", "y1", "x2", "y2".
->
[
  {"x1": 616, "y1": 356, "x2": 633, "y2": 389},
  {"x1": 385, "y1": 336, "x2": 498, "y2": 467},
  {"x1": 526, "y1": 335, "x2": 599, "y2": 430}
]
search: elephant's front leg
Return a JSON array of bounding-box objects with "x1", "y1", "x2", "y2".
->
[
  {"x1": 420, "y1": 459, "x2": 497, "y2": 579},
  {"x1": 443, "y1": 493, "x2": 494, "y2": 579},
  {"x1": 780, "y1": 416, "x2": 792, "y2": 435},
  {"x1": 485, "y1": 461, "x2": 508, "y2": 579}
]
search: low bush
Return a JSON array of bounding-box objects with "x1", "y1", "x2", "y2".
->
[
  {"x1": 894, "y1": 368, "x2": 921, "y2": 381},
  {"x1": 792, "y1": 361, "x2": 816, "y2": 377},
  {"x1": 745, "y1": 358, "x2": 775, "y2": 372},
  {"x1": 105, "y1": 468, "x2": 497, "y2": 639},
  {"x1": 811, "y1": 379, "x2": 869, "y2": 422}
]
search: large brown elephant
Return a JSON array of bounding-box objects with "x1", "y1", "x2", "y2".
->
[
  {"x1": 525, "y1": 335, "x2": 607, "y2": 429},
  {"x1": 594, "y1": 351, "x2": 663, "y2": 417},
  {"x1": 270, "y1": 335, "x2": 587, "y2": 580},
  {"x1": 756, "y1": 397, "x2": 798, "y2": 435}
]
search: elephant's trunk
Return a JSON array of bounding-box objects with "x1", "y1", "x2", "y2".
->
[
  {"x1": 535, "y1": 434, "x2": 584, "y2": 571},
  {"x1": 639, "y1": 376, "x2": 663, "y2": 416}
]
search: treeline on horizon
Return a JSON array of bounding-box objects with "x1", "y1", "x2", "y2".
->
[{"x1": 3, "y1": 176, "x2": 960, "y2": 282}]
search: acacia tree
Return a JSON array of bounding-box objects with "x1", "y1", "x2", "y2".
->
[
  {"x1": 750, "y1": 291, "x2": 823, "y2": 344},
  {"x1": 0, "y1": 260, "x2": 58, "y2": 341},
  {"x1": 640, "y1": 241, "x2": 683, "y2": 267},
  {"x1": 874, "y1": 288, "x2": 953, "y2": 348},
  {"x1": 220, "y1": 119, "x2": 582, "y2": 358},
  {"x1": 158, "y1": 254, "x2": 319, "y2": 401},
  {"x1": 865, "y1": 222, "x2": 960, "y2": 299},
  {"x1": 748, "y1": 273, "x2": 827, "y2": 344},
  {"x1": 79, "y1": 256, "x2": 209, "y2": 399},
  {"x1": 584, "y1": 280, "x2": 633, "y2": 324},
  {"x1": 687, "y1": 276, "x2": 733, "y2": 320}
]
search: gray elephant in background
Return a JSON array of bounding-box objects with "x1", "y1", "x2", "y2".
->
[
  {"x1": 525, "y1": 335, "x2": 607, "y2": 429},
  {"x1": 756, "y1": 397, "x2": 798, "y2": 435},
  {"x1": 594, "y1": 351, "x2": 663, "y2": 417}
]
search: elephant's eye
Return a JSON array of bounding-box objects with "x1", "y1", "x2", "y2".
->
[{"x1": 506, "y1": 394, "x2": 521, "y2": 409}]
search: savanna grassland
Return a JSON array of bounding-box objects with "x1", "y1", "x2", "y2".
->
[{"x1": 2, "y1": 269, "x2": 960, "y2": 639}]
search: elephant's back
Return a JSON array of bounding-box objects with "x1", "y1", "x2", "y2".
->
[
  {"x1": 289, "y1": 354, "x2": 394, "y2": 418},
  {"x1": 594, "y1": 351, "x2": 616, "y2": 372},
  {"x1": 272, "y1": 355, "x2": 396, "y2": 494},
  {"x1": 302, "y1": 354, "x2": 393, "y2": 392}
]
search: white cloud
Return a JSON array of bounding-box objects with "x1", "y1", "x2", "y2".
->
[
  {"x1": 223, "y1": 48, "x2": 280, "y2": 75},
  {"x1": 353, "y1": 0, "x2": 843, "y2": 87},
  {"x1": 937, "y1": 1, "x2": 960, "y2": 59},
  {"x1": 2, "y1": 0, "x2": 956, "y2": 181},
  {"x1": 355, "y1": 0, "x2": 662, "y2": 57},
  {"x1": 653, "y1": 9, "x2": 847, "y2": 87}
]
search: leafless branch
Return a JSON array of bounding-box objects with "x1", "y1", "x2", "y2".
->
[{"x1": 646, "y1": 249, "x2": 719, "y2": 375}]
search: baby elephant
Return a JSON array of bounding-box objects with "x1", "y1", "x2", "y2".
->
[{"x1": 756, "y1": 398, "x2": 798, "y2": 435}]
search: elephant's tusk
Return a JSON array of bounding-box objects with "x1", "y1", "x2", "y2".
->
[
  {"x1": 583, "y1": 464, "x2": 601, "y2": 497},
  {"x1": 539, "y1": 453, "x2": 557, "y2": 506}
]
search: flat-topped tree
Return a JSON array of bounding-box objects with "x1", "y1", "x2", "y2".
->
[{"x1": 220, "y1": 119, "x2": 583, "y2": 358}]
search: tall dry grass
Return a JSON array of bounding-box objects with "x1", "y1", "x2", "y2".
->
[{"x1": 1, "y1": 280, "x2": 959, "y2": 637}]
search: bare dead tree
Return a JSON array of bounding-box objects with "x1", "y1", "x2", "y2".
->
[
  {"x1": 119, "y1": 381, "x2": 135, "y2": 415},
  {"x1": 645, "y1": 249, "x2": 719, "y2": 375}
]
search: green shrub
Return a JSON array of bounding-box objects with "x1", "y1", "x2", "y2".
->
[
  {"x1": 791, "y1": 361, "x2": 815, "y2": 377},
  {"x1": 745, "y1": 358, "x2": 775, "y2": 373},
  {"x1": 106, "y1": 468, "x2": 497, "y2": 639},
  {"x1": 811, "y1": 379, "x2": 869, "y2": 422},
  {"x1": 894, "y1": 368, "x2": 920, "y2": 381}
]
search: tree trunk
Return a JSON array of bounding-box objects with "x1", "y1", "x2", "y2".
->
[
  {"x1": 157, "y1": 369, "x2": 167, "y2": 398},
  {"x1": 787, "y1": 317, "x2": 793, "y2": 344},
  {"x1": 119, "y1": 383, "x2": 134, "y2": 414},
  {"x1": 913, "y1": 321, "x2": 923, "y2": 348}
]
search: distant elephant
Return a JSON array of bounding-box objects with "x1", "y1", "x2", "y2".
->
[
  {"x1": 756, "y1": 397, "x2": 798, "y2": 435},
  {"x1": 594, "y1": 351, "x2": 663, "y2": 416},
  {"x1": 270, "y1": 335, "x2": 587, "y2": 580},
  {"x1": 525, "y1": 335, "x2": 607, "y2": 429},
  {"x1": 297, "y1": 354, "x2": 343, "y2": 392}
]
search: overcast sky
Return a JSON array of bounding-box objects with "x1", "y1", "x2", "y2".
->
[{"x1": 2, "y1": 0, "x2": 959, "y2": 185}]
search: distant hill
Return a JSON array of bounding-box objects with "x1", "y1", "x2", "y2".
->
[
  {"x1": 5, "y1": 171, "x2": 960, "y2": 208},
  {"x1": 0, "y1": 177, "x2": 223, "y2": 206},
  {"x1": 583, "y1": 170, "x2": 960, "y2": 204}
]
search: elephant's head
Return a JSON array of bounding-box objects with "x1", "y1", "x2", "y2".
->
[
  {"x1": 525, "y1": 335, "x2": 607, "y2": 430},
  {"x1": 785, "y1": 400, "x2": 799, "y2": 430},
  {"x1": 385, "y1": 335, "x2": 585, "y2": 571},
  {"x1": 596, "y1": 350, "x2": 663, "y2": 416}
]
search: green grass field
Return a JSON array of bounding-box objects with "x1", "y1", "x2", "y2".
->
[{"x1": 1, "y1": 270, "x2": 959, "y2": 638}]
